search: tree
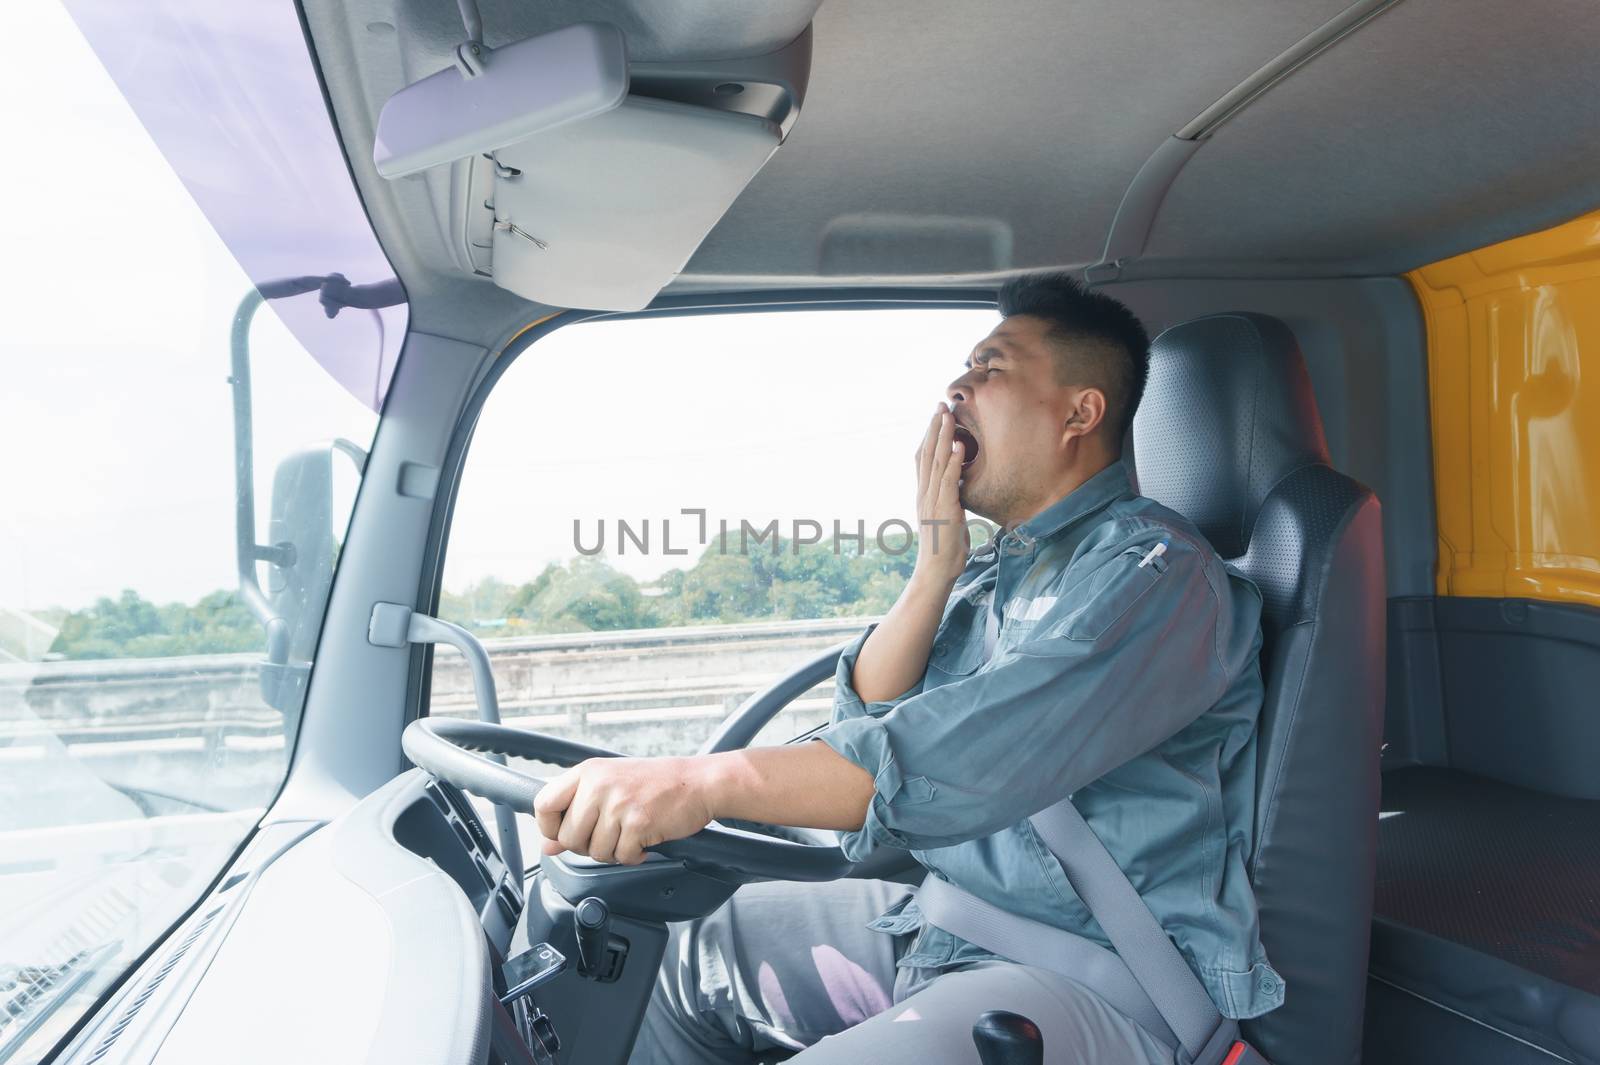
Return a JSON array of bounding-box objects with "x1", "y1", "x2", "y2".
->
[
  {"x1": 671, "y1": 550, "x2": 767, "y2": 623},
  {"x1": 49, "y1": 588, "x2": 260, "y2": 659},
  {"x1": 439, "y1": 575, "x2": 523, "y2": 629},
  {"x1": 511, "y1": 558, "x2": 656, "y2": 633},
  {"x1": 843, "y1": 541, "x2": 919, "y2": 615},
  {"x1": 434, "y1": 530, "x2": 923, "y2": 635},
  {"x1": 504, "y1": 563, "x2": 563, "y2": 623}
]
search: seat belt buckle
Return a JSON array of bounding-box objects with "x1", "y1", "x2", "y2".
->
[{"x1": 1220, "y1": 1041, "x2": 1272, "y2": 1065}]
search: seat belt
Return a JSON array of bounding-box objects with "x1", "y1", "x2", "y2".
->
[
  {"x1": 914, "y1": 796, "x2": 1251, "y2": 1065},
  {"x1": 1030, "y1": 799, "x2": 1241, "y2": 1064},
  {"x1": 916, "y1": 875, "x2": 1179, "y2": 1048}
]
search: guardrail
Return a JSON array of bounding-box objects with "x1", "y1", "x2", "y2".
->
[{"x1": 0, "y1": 616, "x2": 872, "y2": 769}]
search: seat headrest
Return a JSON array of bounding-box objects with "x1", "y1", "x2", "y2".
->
[{"x1": 1132, "y1": 313, "x2": 1330, "y2": 559}]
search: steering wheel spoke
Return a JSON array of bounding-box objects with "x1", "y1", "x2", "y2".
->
[{"x1": 699, "y1": 641, "x2": 851, "y2": 754}]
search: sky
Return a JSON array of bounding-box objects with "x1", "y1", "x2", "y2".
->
[
  {"x1": 0, "y1": 1, "x2": 1001, "y2": 613},
  {"x1": 0, "y1": 1, "x2": 379, "y2": 612},
  {"x1": 445, "y1": 308, "x2": 998, "y2": 591}
]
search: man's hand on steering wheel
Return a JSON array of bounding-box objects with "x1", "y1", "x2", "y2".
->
[
  {"x1": 534, "y1": 756, "x2": 718, "y2": 866},
  {"x1": 530, "y1": 742, "x2": 876, "y2": 867},
  {"x1": 401, "y1": 718, "x2": 866, "y2": 881}
]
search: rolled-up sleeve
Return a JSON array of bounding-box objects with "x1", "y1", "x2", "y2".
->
[
  {"x1": 819, "y1": 536, "x2": 1236, "y2": 860},
  {"x1": 831, "y1": 622, "x2": 926, "y2": 725}
]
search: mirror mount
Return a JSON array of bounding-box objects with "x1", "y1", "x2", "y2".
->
[
  {"x1": 230, "y1": 275, "x2": 400, "y2": 716},
  {"x1": 452, "y1": 0, "x2": 488, "y2": 78}
]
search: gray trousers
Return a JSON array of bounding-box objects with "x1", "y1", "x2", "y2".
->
[{"x1": 629, "y1": 878, "x2": 1176, "y2": 1065}]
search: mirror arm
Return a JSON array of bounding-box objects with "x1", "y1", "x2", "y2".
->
[
  {"x1": 315, "y1": 275, "x2": 406, "y2": 316},
  {"x1": 230, "y1": 289, "x2": 277, "y2": 635},
  {"x1": 332, "y1": 437, "x2": 369, "y2": 475},
  {"x1": 231, "y1": 288, "x2": 308, "y2": 640},
  {"x1": 231, "y1": 277, "x2": 400, "y2": 630}
]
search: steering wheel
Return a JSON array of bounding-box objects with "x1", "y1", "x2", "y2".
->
[
  {"x1": 401, "y1": 641, "x2": 853, "y2": 884},
  {"x1": 699, "y1": 643, "x2": 845, "y2": 755}
]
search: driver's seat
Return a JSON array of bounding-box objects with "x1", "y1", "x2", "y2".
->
[{"x1": 1132, "y1": 313, "x2": 1386, "y2": 1065}]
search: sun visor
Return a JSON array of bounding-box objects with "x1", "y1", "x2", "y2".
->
[
  {"x1": 449, "y1": 26, "x2": 811, "y2": 312},
  {"x1": 486, "y1": 99, "x2": 779, "y2": 311}
]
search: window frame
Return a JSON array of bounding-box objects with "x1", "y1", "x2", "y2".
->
[{"x1": 407, "y1": 289, "x2": 1000, "y2": 725}]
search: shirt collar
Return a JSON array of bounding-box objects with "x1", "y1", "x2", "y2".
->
[{"x1": 1010, "y1": 461, "x2": 1132, "y2": 543}]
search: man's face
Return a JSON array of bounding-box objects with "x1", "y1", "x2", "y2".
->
[{"x1": 945, "y1": 315, "x2": 1087, "y2": 524}]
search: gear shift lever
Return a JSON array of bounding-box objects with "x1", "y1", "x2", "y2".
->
[{"x1": 972, "y1": 1010, "x2": 1043, "y2": 1065}]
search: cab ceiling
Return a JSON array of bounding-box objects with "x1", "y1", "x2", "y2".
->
[{"x1": 303, "y1": 0, "x2": 1600, "y2": 324}]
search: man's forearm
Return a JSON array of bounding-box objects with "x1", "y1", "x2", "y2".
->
[
  {"x1": 700, "y1": 741, "x2": 875, "y2": 831},
  {"x1": 533, "y1": 740, "x2": 877, "y2": 863},
  {"x1": 850, "y1": 572, "x2": 956, "y2": 703}
]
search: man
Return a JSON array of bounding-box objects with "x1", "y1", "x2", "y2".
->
[{"x1": 533, "y1": 273, "x2": 1281, "y2": 1064}]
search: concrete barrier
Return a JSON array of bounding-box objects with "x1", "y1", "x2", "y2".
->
[{"x1": 0, "y1": 616, "x2": 874, "y2": 775}]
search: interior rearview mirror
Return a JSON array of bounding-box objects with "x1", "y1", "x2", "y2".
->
[{"x1": 372, "y1": 21, "x2": 629, "y2": 179}]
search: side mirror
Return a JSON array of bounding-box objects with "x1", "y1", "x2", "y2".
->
[
  {"x1": 231, "y1": 278, "x2": 398, "y2": 720},
  {"x1": 254, "y1": 441, "x2": 364, "y2": 713},
  {"x1": 265, "y1": 447, "x2": 335, "y2": 636}
]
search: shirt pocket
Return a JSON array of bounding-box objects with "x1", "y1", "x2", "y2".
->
[
  {"x1": 1062, "y1": 545, "x2": 1168, "y2": 643},
  {"x1": 926, "y1": 619, "x2": 987, "y2": 681}
]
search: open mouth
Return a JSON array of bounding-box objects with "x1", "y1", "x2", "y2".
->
[{"x1": 952, "y1": 423, "x2": 980, "y2": 468}]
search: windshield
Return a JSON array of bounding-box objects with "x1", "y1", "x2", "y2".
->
[{"x1": 0, "y1": 3, "x2": 405, "y2": 1059}]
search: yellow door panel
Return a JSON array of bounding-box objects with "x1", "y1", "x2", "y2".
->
[{"x1": 1410, "y1": 210, "x2": 1600, "y2": 606}]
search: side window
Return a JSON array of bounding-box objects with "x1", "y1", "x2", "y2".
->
[{"x1": 433, "y1": 309, "x2": 997, "y2": 756}]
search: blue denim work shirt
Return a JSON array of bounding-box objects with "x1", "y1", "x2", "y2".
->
[{"x1": 817, "y1": 461, "x2": 1286, "y2": 1019}]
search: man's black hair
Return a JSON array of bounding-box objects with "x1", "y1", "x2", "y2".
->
[{"x1": 996, "y1": 272, "x2": 1151, "y2": 446}]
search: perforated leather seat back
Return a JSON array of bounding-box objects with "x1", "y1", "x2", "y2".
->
[{"x1": 1133, "y1": 314, "x2": 1386, "y2": 1065}]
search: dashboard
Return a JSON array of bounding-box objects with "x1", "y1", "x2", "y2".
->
[
  {"x1": 395, "y1": 776, "x2": 524, "y2": 953},
  {"x1": 55, "y1": 770, "x2": 521, "y2": 1065}
]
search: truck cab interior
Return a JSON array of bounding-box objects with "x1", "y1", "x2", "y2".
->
[{"x1": 6, "y1": 2, "x2": 1600, "y2": 1064}]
